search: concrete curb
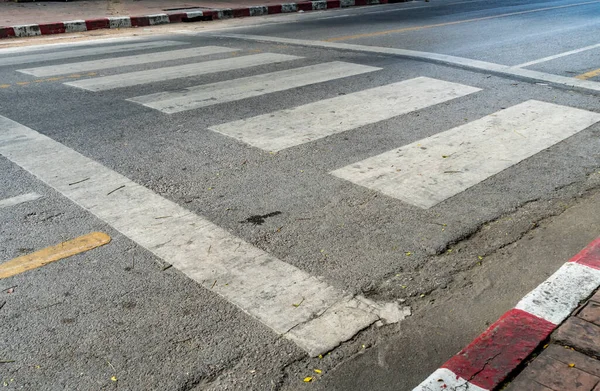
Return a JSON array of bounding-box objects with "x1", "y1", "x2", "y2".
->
[
  {"x1": 413, "y1": 237, "x2": 600, "y2": 391},
  {"x1": 0, "y1": 0, "x2": 405, "y2": 39}
]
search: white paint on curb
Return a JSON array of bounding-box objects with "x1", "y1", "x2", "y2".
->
[
  {"x1": 313, "y1": 0, "x2": 328, "y2": 10},
  {"x1": 0, "y1": 193, "x2": 43, "y2": 209},
  {"x1": 12, "y1": 24, "x2": 41, "y2": 38},
  {"x1": 185, "y1": 11, "x2": 205, "y2": 18},
  {"x1": 0, "y1": 115, "x2": 407, "y2": 356},
  {"x1": 516, "y1": 262, "x2": 600, "y2": 325},
  {"x1": 281, "y1": 3, "x2": 298, "y2": 12},
  {"x1": 63, "y1": 20, "x2": 88, "y2": 33},
  {"x1": 249, "y1": 5, "x2": 269, "y2": 16},
  {"x1": 413, "y1": 368, "x2": 487, "y2": 391},
  {"x1": 108, "y1": 16, "x2": 132, "y2": 29},
  {"x1": 341, "y1": 0, "x2": 356, "y2": 7},
  {"x1": 147, "y1": 14, "x2": 170, "y2": 25}
]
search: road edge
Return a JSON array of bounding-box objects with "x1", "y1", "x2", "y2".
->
[
  {"x1": 0, "y1": 0, "x2": 407, "y2": 39},
  {"x1": 413, "y1": 237, "x2": 600, "y2": 391}
]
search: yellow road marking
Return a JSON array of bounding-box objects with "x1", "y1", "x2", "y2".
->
[
  {"x1": 16, "y1": 82, "x2": 30, "y2": 86},
  {"x1": 326, "y1": 0, "x2": 600, "y2": 41},
  {"x1": 575, "y1": 68, "x2": 600, "y2": 80},
  {"x1": 0, "y1": 232, "x2": 111, "y2": 279},
  {"x1": 0, "y1": 84, "x2": 10, "y2": 89}
]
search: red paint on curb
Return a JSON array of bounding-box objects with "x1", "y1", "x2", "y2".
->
[
  {"x1": 232, "y1": 7, "x2": 252, "y2": 17},
  {"x1": 442, "y1": 309, "x2": 555, "y2": 390},
  {"x1": 38, "y1": 22, "x2": 65, "y2": 35},
  {"x1": 168, "y1": 13, "x2": 186, "y2": 23},
  {"x1": 130, "y1": 16, "x2": 150, "y2": 27},
  {"x1": 569, "y1": 237, "x2": 600, "y2": 270},
  {"x1": 85, "y1": 18, "x2": 110, "y2": 31},
  {"x1": 327, "y1": 0, "x2": 341, "y2": 8},
  {"x1": 268, "y1": 4, "x2": 283, "y2": 13},
  {"x1": 297, "y1": 1, "x2": 314, "y2": 11},
  {"x1": 0, "y1": 27, "x2": 16, "y2": 38}
]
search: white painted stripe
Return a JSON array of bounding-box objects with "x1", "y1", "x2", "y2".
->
[
  {"x1": 63, "y1": 20, "x2": 88, "y2": 33},
  {"x1": 516, "y1": 262, "x2": 600, "y2": 325},
  {"x1": 209, "y1": 77, "x2": 479, "y2": 151},
  {"x1": 0, "y1": 192, "x2": 43, "y2": 209},
  {"x1": 0, "y1": 115, "x2": 405, "y2": 356},
  {"x1": 412, "y1": 368, "x2": 488, "y2": 391},
  {"x1": 513, "y1": 43, "x2": 600, "y2": 68},
  {"x1": 185, "y1": 11, "x2": 204, "y2": 18},
  {"x1": 108, "y1": 17, "x2": 132, "y2": 29},
  {"x1": 129, "y1": 61, "x2": 380, "y2": 114},
  {"x1": 331, "y1": 100, "x2": 600, "y2": 209},
  {"x1": 219, "y1": 34, "x2": 600, "y2": 94},
  {"x1": 19, "y1": 46, "x2": 239, "y2": 77},
  {"x1": 0, "y1": 41, "x2": 187, "y2": 67},
  {"x1": 66, "y1": 53, "x2": 301, "y2": 92},
  {"x1": 0, "y1": 36, "x2": 153, "y2": 55}
]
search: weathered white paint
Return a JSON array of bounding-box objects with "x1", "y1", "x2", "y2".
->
[
  {"x1": 0, "y1": 41, "x2": 186, "y2": 67},
  {"x1": 0, "y1": 193, "x2": 43, "y2": 209},
  {"x1": 219, "y1": 34, "x2": 600, "y2": 94},
  {"x1": 0, "y1": 115, "x2": 406, "y2": 356},
  {"x1": 108, "y1": 17, "x2": 132, "y2": 29},
  {"x1": 63, "y1": 20, "x2": 88, "y2": 33},
  {"x1": 11, "y1": 25, "x2": 41, "y2": 38},
  {"x1": 331, "y1": 100, "x2": 600, "y2": 209},
  {"x1": 19, "y1": 46, "x2": 239, "y2": 77},
  {"x1": 209, "y1": 77, "x2": 479, "y2": 151},
  {"x1": 249, "y1": 6, "x2": 268, "y2": 16},
  {"x1": 412, "y1": 368, "x2": 488, "y2": 391},
  {"x1": 281, "y1": 3, "x2": 298, "y2": 12},
  {"x1": 312, "y1": 1, "x2": 328, "y2": 10},
  {"x1": 66, "y1": 53, "x2": 301, "y2": 91},
  {"x1": 147, "y1": 14, "x2": 170, "y2": 25},
  {"x1": 129, "y1": 61, "x2": 380, "y2": 113},
  {"x1": 516, "y1": 262, "x2": 600, "y2": 325},
  {"x1": 0, "y1": 36, "x2": 148, "y2": 55},
  {"x1": 185, "y1": 11, "x2": 204, "y2": 18}
]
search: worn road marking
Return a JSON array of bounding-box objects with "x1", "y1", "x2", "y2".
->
[
  {"x1": 331, "y1": 100, "x2": 600, "y2": 209},
  {"x1": 326, "y1": 0, "x2": 600, "y2": 41},
  {"x1": 0, "y1": 192, "x2": 42, "y2": 209},
  {"x1": 18, "y1": 46, "x2": 239, "y2": 77},
  {"x1": 513, "y1": 42, "x2": 600, "y2": 68},
  {"x1": 0, "y1": 232, "x2": 111, "y2": 279},
  {"x1": 220, "y1": 34, "x2": 600, "y2": 94},
  {"x1": 129, "y1": 61, "x2": 380, "y2": 114},
  {"x1": 209, "y1": 77, "x2": 479, "y2": 151},
  {"x1": 576, "y1": 67, "x2": 600, "y2": 80},
  {"x1": 66, "y1": 53, "x2": 302, "y2": 92},
  {"x1": 0, "y1": 73, "x2": 97, "y2": 89},
  {"x1": 0, "y1": 41, "x2": 187, "y2": 67},
  {"x1": 0, "y1": 36, "x2": 154, "y2": 56},
  {"x1": 0, "y1": 115, "x2": 405, "y2": 356}
]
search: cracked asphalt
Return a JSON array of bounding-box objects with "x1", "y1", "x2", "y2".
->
[{"x1": 1, "y1": 0, "x2": 600, "y2": 389}]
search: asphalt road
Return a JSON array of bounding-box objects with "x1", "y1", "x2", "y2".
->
[{"x1": 1, "y1": 0, "x2": 600, "y2": 389}]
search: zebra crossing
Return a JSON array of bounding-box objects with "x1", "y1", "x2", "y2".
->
[{"x1": 6, "y1": 38, "x2": 600, "y2": 214}]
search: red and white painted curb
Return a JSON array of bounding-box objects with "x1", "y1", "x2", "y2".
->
[
  {"x1": 0, "y1": 0, "x2": 402, "y2": 39},
  {"x1": 414, "y1": 237, "x2": 600, "y2": 391}
]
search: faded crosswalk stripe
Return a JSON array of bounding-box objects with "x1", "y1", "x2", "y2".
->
[
  {"x1": 209, "y1": 77, "x2": 480, "y2": 151},
  {"x1": 66, "y1": 53, "x2": 302, "y2": 91},
  {"x1": 0, "y1": 192, "x2": 43, "y2": 209},
  {"x1": 331, "y1": 100, "x2": 600, "y2": 209},
  {"x1": 0, "y1": 115, "x2": 405, "y2": 356},
  {"x1": 18, "y1": 46, "x2": 239, "y2": 77},
  {"x1": 0, "y1": 41, "x2": 187, "y2": 67},
  {"x1": 129, "y1": 61, "x2": 381, "y2": 114}
]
